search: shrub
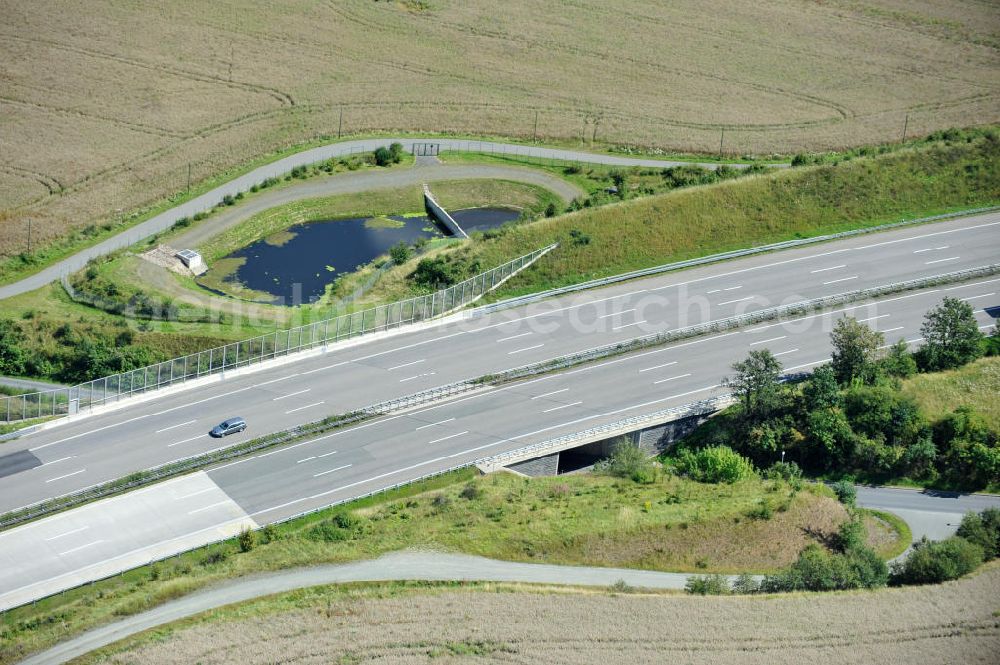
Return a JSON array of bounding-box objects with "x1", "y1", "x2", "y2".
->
[
  {"x1": 261, "y1": 524, "x2": 279, "y2": 543},
  {"x1": 761, "y1": 543, "x2": 887, "y2": 592},
  {"x1": 763, "y1": 461, "x2": 802, "y2": 482},
  {"x1": 832, "y1": 517, "x2": 865, "y2": 553},
  {"x1": 544, "y1": 202, "x2": 558, "y2": 217},
  {"x1": 831, "y1": 480, "x2": 856, "y2": 508},
  {"x1": 609, "y1": 579, "x2": 636, "y2": 594},
  {"x1": 200, "y1": 549, "x2": 229, "y2": 567},
  {"x1": 745, "y1": 501, "x2": 773, "y2": 521},
  {"x1": 955, "y1": 508, "x2": 1000, "y2": 560},
  {"x1": 431, "y1": 494, "x2": 452, "y2": 511},
  {"x1": 890, "y1": 537, "x2": 983, "y2": 585},
  {"x1": 674, "y1": 446, "x2": 756, "y2": 484},
  {"x1": 388, "y1": 142, "x2": 404, "y2": 163},
  {"x1": 459, "y1": 483, "x2": 481, "y2": 500},
  {"x1": 221, "y1": 194, "x2": 235, "y2": 206},
  {"x1": 594, "y1": 439, "x2": 657, "y2": 483},
  {"x1": 374, "y1": 146, "x2": 393, "y2": 166},
  {"x1": 308, "y1": 513, "x2": 359, "y2": 542},
  {"x1": 730, "y1": 573, "x2": 759, "y2": 594},
  {"x1": 685, "y1": 574, "x2": 730, "y2": 595},
  {"x1": 389, "y1": 241, "x2": 411, "y2": 265},
  {"x1": 238, "y1": 527, "x2": 256, "y2": 553},
  {"x1": 410, "y1": 256, "x2": 459, "y2": 289}
]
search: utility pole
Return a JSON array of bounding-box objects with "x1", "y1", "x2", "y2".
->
[
  {"x1": 228, "y1": 44, "x2": 234, "y2": 82},
  {"x1": 532, "y1": 110, "x2": 538, "y2": 143},
  {"x1": 719, "y1": 128, "x2": 725, "y2": 159},
  {"x1": 901, "y1": 114, "x2": 909, "y2": 144},
  {"x1": 592, "y1": 116, "x2": 600, "y2": 144},
  {"x1": 186, "y1": 162, "x2": 191, "y2": 192},
  {"x1": 26, "y1": 218, "x2": 31, "y2": 253},
  {"x1": 338, "y1": 107, "x2": 343, "y2": 139}
]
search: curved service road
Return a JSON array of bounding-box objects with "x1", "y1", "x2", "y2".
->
[{"x1": 0, "y1": 138, "x2": 755, "y2": 300}]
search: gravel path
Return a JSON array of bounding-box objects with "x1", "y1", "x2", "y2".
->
[{"x1": 20, "y1": 550, "x2": 698, "y2": 665}]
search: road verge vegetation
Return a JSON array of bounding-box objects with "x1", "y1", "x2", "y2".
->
[
  {"x1": 674, "y1": 309, "x2": 999, "y2": 492},
  {"x1": 390, "y1": 130, "x2": 999, "y2": 302},
  {"x1": 0, "y1": 467, "x2": 900, "y2": 663}
]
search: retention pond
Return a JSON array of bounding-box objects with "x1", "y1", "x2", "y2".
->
[{"x1": 202, "y1": 207, "x2": 519, "y2": 304}]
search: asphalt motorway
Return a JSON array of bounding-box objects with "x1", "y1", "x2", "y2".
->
[
  {"x1": 0, "y1": 272, "x2": 997, "y2": 609},
  {"x1": 1, "y1": 213, "x2": 998, "y2": 514}
]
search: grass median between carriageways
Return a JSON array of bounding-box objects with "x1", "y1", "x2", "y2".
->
[
  {"x1": 0, "y1": 470, "x2": 906, "y2": 663},
  {"x1": 398, "y1": 133, "x2": 1000, "y2": 302}
]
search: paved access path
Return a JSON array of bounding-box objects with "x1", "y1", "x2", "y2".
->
[
  {"x1": 20, "y1": 481, "x2": 1000, "y2": 665},
  {"x1": 168, "y1": 162, "x2": 584, "y2": 250},
  {"x1": 0, "y1": 138, "x2": 752, "y2": 301},
  {"x1": 10, "y1": 550, "x2": 724, "y2": 665}
]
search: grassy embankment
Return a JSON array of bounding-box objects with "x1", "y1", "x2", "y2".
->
[
  {"x1": 390, "y1": 133, "x2": 1000, "y2": 302},
  {"x1": 0, "y1": 470, "x2": 902, "y2": 662},
  {"x1": 902, "y1": 356, "x2": 1000, "y2": 432}
]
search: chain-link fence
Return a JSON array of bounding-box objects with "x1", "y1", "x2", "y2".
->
[{"x1": 0, "y1": 244, "x2": 557, "y2": 424}]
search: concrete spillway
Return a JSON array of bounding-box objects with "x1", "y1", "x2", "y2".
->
[{"x1": 423, "y1": 184, "x2": 468, "y2": 238}]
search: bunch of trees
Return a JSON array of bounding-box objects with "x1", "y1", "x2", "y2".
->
[{"x1": 693, "y1": 298, "x2": 997, "y2": 488}]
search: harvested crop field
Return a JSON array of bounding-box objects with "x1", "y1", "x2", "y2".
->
[
  {"x1": 2, "y1": 0, "x2": 999, "y2": 264},
  {"x1": 92, "y1": 567, "x2": 1000, "y2": 664}
]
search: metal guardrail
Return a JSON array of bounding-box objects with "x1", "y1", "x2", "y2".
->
[
  {"x1": 0, "y1": 244, "x2": 557, "y2": 424},
  {"x1": 473, "y1": 206, "x2": 1000, "y2": 316}
]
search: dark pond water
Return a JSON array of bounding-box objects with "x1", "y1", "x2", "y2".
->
[{"x1": 216, "y1": 207, "x2": 519, "y2": 304}]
